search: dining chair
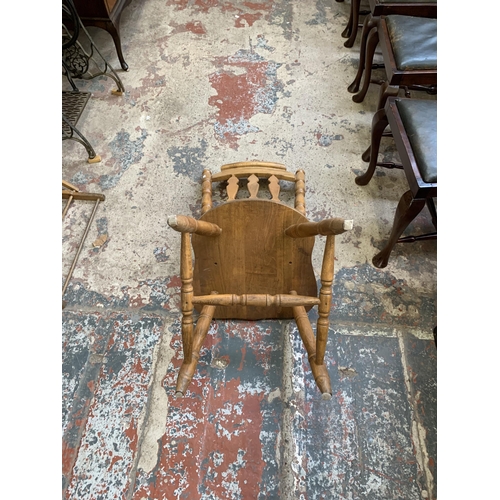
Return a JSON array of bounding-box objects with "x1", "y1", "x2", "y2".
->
[
  {"x1": 342, "y1": 0, "x2": 437, "y2": 49},
  {"x1": 167, "y1": 162, "x2": 353, "y2": 399},
  {"x1": 348, "y1": 15, "x2": 437, "y2": 112},
  {"x1": 355, "y1": 97, "x2": 436, "y2": 268}
]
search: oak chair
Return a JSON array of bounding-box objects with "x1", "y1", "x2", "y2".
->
[
  {"x1": 348, "y1": 15, "x2": 437, "y2": 112},
  {"x1": 356, "y1": 97, "x2": 436, "y2": 268},
  {"x1": 168, "y1": 161, "x2": 353, "y2": 399}
]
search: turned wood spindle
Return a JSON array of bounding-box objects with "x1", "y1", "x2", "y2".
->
[
  {"x1": 227, "y1": 174, "x2": 239, "y2": 200},
  {"x1": 175, "y1": 302, "x2": 217, "y2": 397},
  {"x1": 192, "y1": 293, "x2": 320, "y2": 308},
  {"x1": 295, "y1": 169, "x2": 306, "y2": 215},
  {"x1": 268, "y1": 175, "x2": 280, "y2": 201},
  {"x1": 180, "y1": 232, "x2": 194, "y2": 363},
  {"x1": 248, "y1": 174, "x2": 259, "y2": 198},
  {"x1": 290, "y1": 291, "x2": 332, "y2": 399},
  {"x1": 316, "y1": 235, "x2": 335, "y2": 366},
  {"x1": 201, "y1": 169, "x2": 213, "y2": 215}
]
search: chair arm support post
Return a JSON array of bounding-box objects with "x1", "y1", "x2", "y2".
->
[
  {"x1": 201, "y1": 169, "x2": 213, "y2": 215},
  {"x1": 180, "y1": 232, "x2": 194, "y2": 363},
  {"x1": 285, "y1": 218, "x2": 353, "y2": 238},
  {"x1": 168, "y1": 214, "x2": 222, "y2": 236},
  {"x1": 316, "y1": 235, "x2": 336, "y2": 365},
  {"x1": 294, "y1": 169, "x2": 306, "y2": 215}
]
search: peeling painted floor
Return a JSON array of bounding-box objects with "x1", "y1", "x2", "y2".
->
[{"x1": 62, "y1": 1, "x2": 437, "y2": 499}]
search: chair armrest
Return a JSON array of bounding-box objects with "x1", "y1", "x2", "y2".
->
[{"x1": 285, "y1": 218, "x2": 353, "y2": 238}]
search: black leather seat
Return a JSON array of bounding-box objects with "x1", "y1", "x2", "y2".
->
[
  {"x1": 348, "y1": 15, "x2": 437, "y2": 111},
  {"x1": 396, "y1": 98, "x2": 437, "y2": 183},
  {"x1": 342, "y1": 0, "x2": 437, "y2": 48},
  {"x1": 387, "y1": 16, "x2": 437, "y2": 70},
  {"x1": 355, "y1": 97, "x2": 437, "y2": 268}
]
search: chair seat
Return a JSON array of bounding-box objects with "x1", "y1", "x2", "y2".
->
[
  {"x1": 192, "y1": 199, "x2": 318, "y2": 320},
  {"x1": 396, "y1": 98, "x2": 437, "y2": 183},
  {"x1": 386, "y1": 15, "x2": 437, "y2": 71}
]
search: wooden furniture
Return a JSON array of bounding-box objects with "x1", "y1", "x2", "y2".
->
[
  {"x1": 355, "y1": 97, "x2": 436, "y2": 268},
  {"x1": 348, "y1": 15, "x2": 437, "y2": 111},
  {"x1": 71, "y1": 0, "x2": 132, "y2": 71},
  {"x1": 167, "y1": 161, "x2": 353, "y2": 399},
  {"x1": 342, "y1": 0, "x2": 437, "y2": 48}
]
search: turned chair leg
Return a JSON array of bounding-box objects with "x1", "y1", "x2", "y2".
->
[
  {"x1": 176, "y1": 303, "x2": 217, "y2": 397},
  {"x1": 344, "y1": 0, "x2": 362, "y2": 47},
  {"x1": 290, "y1": 290, "x2": 332, "y2": 399},
  {"x1": 292, "y1": 304, "x2": 332, "y2": 399},
  {"x1": 348, "y1": 14, "x2": 377, "y2": 94},
  {"x1": 352, "y1": 26, "x2": 379, "y2": 103},
  {"x1": 316, "y1": 235, "x2": 335, "y2": 366},
  {"x1": 372, "y1": 190, "x2": 426, "y2": 268},
  {"x1": 180, "y1": 233, "x2": 194, "y2": 363},
  {"x1": 355, "y1": 107, "x2": 389, "y2": 186}
]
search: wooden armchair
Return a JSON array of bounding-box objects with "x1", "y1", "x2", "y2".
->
[{"x1": 168, "y1": 162, "x2": 353, "y2": 399}]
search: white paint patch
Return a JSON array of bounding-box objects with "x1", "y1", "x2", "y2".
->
[
  {"x1": 335, "y1": 325, "x2": 433, "y2": 340},
  {"x1": 398, "y1": 332, "x2": 435, "y2": 499},
  {"x1": 267, "y1": 388, "x2": 281, "y2": 402},
  {"x1": 137, "y1": 324, "x2": 175, "y2": 473},
  {"x1": 237, "y1": 379, "x2": 270, "y2": 395}
]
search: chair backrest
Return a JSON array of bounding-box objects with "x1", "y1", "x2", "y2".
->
[{"x1": 201, "y1": 161, "x2": 307, "y2": 216}]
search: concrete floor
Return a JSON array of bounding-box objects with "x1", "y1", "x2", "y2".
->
[{"x1": 62, "y1": 1, "x2": 437, "y2": 498}]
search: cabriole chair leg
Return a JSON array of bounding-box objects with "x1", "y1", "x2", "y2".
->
[{"x1": 372, "y1": 190, "x2": 426, "y2": 268}]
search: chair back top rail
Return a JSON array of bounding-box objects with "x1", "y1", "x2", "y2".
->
[
  {"x1": 221, "y1": 161, "x2": 286, "y2": 171},
  {"x1": 211, "y1": 165, "x2": 296, "y2": 182}
]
